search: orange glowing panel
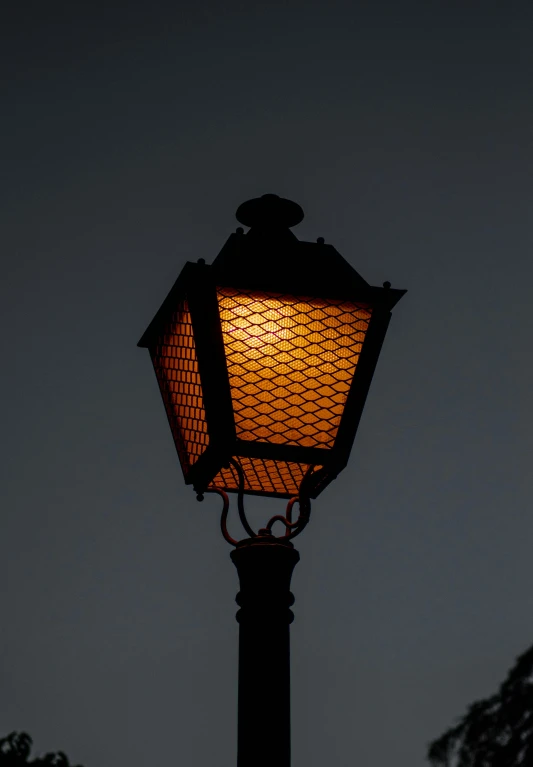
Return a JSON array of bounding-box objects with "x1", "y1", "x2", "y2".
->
[
  {"x1": 217, "y1": 288, "x2": 372, "y2": 448},
  {"x1": 210, "y1": 458, "x2": 313, "y2": 497},
  {"x1": 151, "y1": 301, "x2": 209, "y2": 474}
]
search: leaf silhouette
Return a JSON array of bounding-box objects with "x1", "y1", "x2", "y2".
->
[
  {"x1": 428, "y1": 644, "x2": 533, "y2": 766},
  {"x1": 0, "y1": 733, "x2": 82, "y2": 767}
]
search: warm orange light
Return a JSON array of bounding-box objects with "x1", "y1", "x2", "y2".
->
[
  {"x1": 152, "y1": 302, "x2": 209, "y2": 470},
  {"x1": 217, "y1": 287, "x2": 372, "y2": 448},
  {"x1": 140, "y1": 194, "x2": 405, "y2": 501},
  {"x1": 151, "y1": 290, "x2": 372, "y2": 496},
  {"x1": 212, "y1": 458, "x2": 312, "y2": 497}
]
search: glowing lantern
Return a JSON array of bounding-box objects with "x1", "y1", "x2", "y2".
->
[{"x1": 138, "y1": 194, "x2": 405, "y2": 500}]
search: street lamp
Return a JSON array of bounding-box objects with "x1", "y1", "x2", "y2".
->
[{"x1": 138, "y1": 194, "x2": 405, "y2": 767}]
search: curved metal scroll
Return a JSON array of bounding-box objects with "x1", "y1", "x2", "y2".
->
[
  {"x1": 211, "y1": 487, "x2": 238, "y2": 547},
  {"x1": 265, "y1": 465, "x2": 314, "y2": 540},
  {"x1": 229, "y1": 458, "x2": 257, "y2": 540},
  {"x1": 206, "y1": 462, "x2": 316, "y2": 546}
]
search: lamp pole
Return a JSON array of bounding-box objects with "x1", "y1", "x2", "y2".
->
[{"x1": 232, "y1": 536, "x2": 299, "y2": 767}]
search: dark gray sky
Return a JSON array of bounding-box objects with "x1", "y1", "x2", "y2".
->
[{"x1": 2, "y1": 2, "x2": 533, "y2": 766}]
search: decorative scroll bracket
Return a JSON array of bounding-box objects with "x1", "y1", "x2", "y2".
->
[{"x1": 204, "y1": 459, "x2": 315, "y2": 547}]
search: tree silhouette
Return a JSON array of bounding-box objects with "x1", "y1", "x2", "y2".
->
[
  {"x1": 428, "y1": 644, "x2": 533, "y2": 766},
  {"x1": 0, "y1": 732, "x2": 82, "y2": 767}
]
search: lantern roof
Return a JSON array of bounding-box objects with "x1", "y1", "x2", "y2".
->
[
  {"x1": 211, "y1": 194, "x2": 405, "y2": 308},
  {"x1": 138, "y1": 194, "x2": 405, "y2": 349}
]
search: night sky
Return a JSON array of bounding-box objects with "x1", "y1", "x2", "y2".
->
[{"x1": 2, "y1": 3, "x2": 533, "y2": 766}]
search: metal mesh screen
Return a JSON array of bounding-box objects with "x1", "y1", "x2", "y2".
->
[
  {"x1": 151, "y1": 301, "x2": 209, "y2": 474},
  {"x1": 217, "y1": 288, "x2": 372, "y2": 449},
  {"x1": 210, "y1": 457, "x2": 311, "y2": 497}
]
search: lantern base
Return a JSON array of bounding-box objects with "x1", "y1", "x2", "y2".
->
[{"x1": 209, "y1": 458, "x2": 314, "y2": 546}]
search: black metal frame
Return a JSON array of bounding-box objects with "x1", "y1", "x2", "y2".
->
[{"x1": 138, "y1": 215, "x2": 405, "y2": 500}]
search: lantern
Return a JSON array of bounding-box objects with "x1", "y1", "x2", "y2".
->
[{"x1": 138, "y1": 194, "x2": 405, "y2": 502}]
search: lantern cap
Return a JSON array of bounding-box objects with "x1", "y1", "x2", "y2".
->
[{"x1": 236, "y1": 194, "x2": 304, "y2": 229}]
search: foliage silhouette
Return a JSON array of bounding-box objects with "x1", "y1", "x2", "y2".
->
[
  {"x1": 0, "y1": 732, "x2": 82, "y2": 767},
  {"x1": 428, "y1": 644, "x2": 533, "y2": 766}
]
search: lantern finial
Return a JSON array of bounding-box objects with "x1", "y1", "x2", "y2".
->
[{"x1": 236, "y1": 194, "x2": 304, "y2": 229}]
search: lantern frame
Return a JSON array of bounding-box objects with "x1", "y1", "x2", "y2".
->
[{"x1": 138, "y1": 198, "x2": 405, "y2": 500}]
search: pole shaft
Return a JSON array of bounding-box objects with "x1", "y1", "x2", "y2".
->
[{"x1": 231, "y1": 537, "x2": 300, "y2": 767}]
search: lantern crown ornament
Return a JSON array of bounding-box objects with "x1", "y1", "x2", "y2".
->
[{"x1": 138, "y1": 194, "x2": 405, "y2": 542}]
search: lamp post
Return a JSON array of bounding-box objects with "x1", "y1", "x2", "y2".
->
[{"x1": 138, "y1": 194, "x2": 405, "y2": 767}]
